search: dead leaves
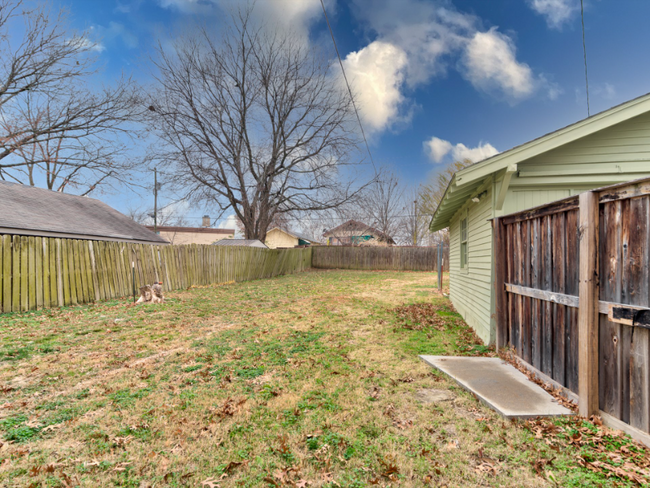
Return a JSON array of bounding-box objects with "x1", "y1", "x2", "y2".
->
[
  {"x1": 392, "y1": 303, "x2": 447, "y2": 331},
  {"x1": 474, "y1": 447, "x2": 500, "y2": 476},
  {"x1": 213, "y1": 397, "x2": 247, "y2": 418},
  {"x1": 383, "y1": 403, "x2": 413, "y2": 430},
  {"x1": 264, "y1": 464, "x2": 311, "y2": 487},
  {"x1": 526, "y1": 416, "x2": 650, "y2": 485},
  {"x1": 201, "y1": 477, "x2": 221, "y2": 488},
  {"x1": 499, "y1": 348, "x2": 576, "y2": 410}
]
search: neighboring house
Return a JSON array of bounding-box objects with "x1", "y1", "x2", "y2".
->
[
  {"x1": 145, "y1": 226, "x2": 234, "y2": 245},
  {"x1": 0, "y1": 181, "x2": 167, "y2": 245},
  {"x1": 265, "y1": 228, "x2": 320, "y2": 249},
  {"x1": 430, "y1": 92, "x2": 650, "y2": 345},
  {"x1": 213, "y1": 239, "x2": 268, "y2": 249},
  {"x1": 323, "y1": 220, "x2": 395, "y2": 246}
]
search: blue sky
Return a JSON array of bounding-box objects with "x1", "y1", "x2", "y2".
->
[{"x1": 52, "y1": 0, "x2": 650, "y2": 227}]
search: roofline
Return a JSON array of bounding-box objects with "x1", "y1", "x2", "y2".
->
[
  {"x1": 146, "y1": 226, "x2": 235, "y2": 234},
  {"x1": 430, "y1": 91, "x2": 650, "y2": 231},
  {"x1": 267, "y1": 227, "x2": 318, "y2": 242},
  {"x1": 323, "y1": 220, "x2": 394, "y2": 242},
  {"x1": 0, "y1": 227, "x2": 170, "y2": 245}
]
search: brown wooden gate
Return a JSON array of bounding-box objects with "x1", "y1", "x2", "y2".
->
[{"x1": 494, "y1": 178, "x2": 650, "y2": 438}]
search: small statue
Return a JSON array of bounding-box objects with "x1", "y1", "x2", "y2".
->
[{"x1": 136, "y1": 282, "x2": 164, "y2": 304}]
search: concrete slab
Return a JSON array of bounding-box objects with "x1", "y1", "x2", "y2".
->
[{"x1": 419, "y1": 355, "x2": 574, "y2": 419}]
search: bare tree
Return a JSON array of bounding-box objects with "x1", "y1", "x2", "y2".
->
[
  {"x1": 358, "y1": 168, "x2": 404, "y2": 242},
  {"x1": 397, "y1": 188, "x2": 430, "y2": 246},
  {"x1": 0, "y1": 1, "x2": 143, "y2": 195},
  {"x1": 418, "y1": 159, "x2": 474, "y2": 219},
  {"x1": 147, "y1": 7, "x2": 368, "y2": 241}
]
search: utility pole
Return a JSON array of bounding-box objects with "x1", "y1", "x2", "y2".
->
[
  {"x1": 154, "y1": 168, "x2": 158, "y2": 234},
  {"x1": 413, "y1": 200, "x2": 418, "y2": 246}
]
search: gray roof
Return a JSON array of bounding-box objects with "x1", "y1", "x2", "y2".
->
[
  {"x1": 213, "y1": 239, "x2": 268, "y2": 248},
  {"x1": 0, "y1": 181, "x2": 168, "y2": 244}
]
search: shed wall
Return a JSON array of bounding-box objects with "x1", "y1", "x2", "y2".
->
[{"x1": 266, "y1": 230, "x2": 298, "y2": 249}]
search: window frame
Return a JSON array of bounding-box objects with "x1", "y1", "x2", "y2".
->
[{"x1": 460, "y1": 212, "x2": 469, "y2": 271}]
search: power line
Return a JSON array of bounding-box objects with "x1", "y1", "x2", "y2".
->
[
  {"x1": 170, "y1": 213, "x2": 435, "y2": 222},
  {"x1": 580, "y1": 0, "x2": 590, "y2": 117},
  {"x1": 319, "y1": 0, "x2": 377, "y2": 175}
]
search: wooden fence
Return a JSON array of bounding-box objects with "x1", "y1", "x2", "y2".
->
[
  {"x1": 0, "y1": 235, "x2": 312, "y2": 313},
  {"x1": 493, "y1": 177, "x2": 650, "y2": 440},
  {"x1": 312, "y1": 245, "x2": 439, "y2": 271}
]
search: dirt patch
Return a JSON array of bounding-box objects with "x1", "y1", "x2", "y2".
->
[{"x1": 415, "y1": 388, "x2": 455, "y2": 404}]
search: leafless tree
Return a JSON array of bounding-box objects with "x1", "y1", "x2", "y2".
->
[
  {"x1": 396, "y1": 187, "x2": 431, "y2": 246},
  {"x1": 147, "y1": 7, "x2": 368, "y2": 241},
  {"x1": 0, "y1": 1, "x2": 143, "y2": 195},
  {"x1": 358, "y1": 168, "x2": 404, "y2": 242}
]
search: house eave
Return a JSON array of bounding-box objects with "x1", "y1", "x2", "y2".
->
[{"x1": 429, "y1": 91, "x2": 650, "y2": 231}]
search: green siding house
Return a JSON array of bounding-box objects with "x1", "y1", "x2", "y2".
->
[{"x1": 430, "y1": 92, "x2": 650, "y2": 344}]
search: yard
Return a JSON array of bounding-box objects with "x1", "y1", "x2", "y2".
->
[{"x1": 0, "y1": 270, "x2": 648, "y2": 487}]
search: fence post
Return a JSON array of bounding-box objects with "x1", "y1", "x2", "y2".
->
[
  {"x1": 578, "y1": 190, "x2": 600, "y2": 417},
  {"x1": 437, "y1": 241, "x2": 443, "y2": 289},
  {"x1": 493, "y1": 218, "x2": 508, "y2": 350}
]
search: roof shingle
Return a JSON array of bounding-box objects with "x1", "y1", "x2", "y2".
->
[{"x1": 0, "y1": 181, "x2": 168, "y2": 244}]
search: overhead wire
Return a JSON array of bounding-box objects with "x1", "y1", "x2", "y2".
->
[
  {"x1": 580, "y1": 0, "x2": 590, "y2": 117},
  {"x1": 319, "y1": 0, "x2": 378, "y2": 175}
]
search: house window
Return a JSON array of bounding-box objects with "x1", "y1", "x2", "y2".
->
[{"x1": 460, "y1": 216, "x2": 468, "y2": 269}]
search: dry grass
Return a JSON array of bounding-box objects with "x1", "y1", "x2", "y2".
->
[{"x1": 0, "y1": 270, "x2": 644, "y2": 487}]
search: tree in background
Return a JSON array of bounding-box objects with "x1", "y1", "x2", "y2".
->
[
  {"x1": 415, "y1": 159, "x2": 474, "y2": 255},
  {"x1": 418, "y1": 159, "x2": 473, "y2": 219},
  {"x1": 0, "y1": 1, "x2": 142, "y2": 195},
  {"x1": 358, "y1": 168, "x2": 405, "y2": 242},
  {"x1": 147, "y1": 6, "x2": 369, "y2": 242}
]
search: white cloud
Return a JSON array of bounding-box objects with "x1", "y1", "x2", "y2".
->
[
  {"x1": 528, "y1": 0, "x2": 578, "y2": 29},
  {"x1": 423, "y1": 137, "x2": 452, "y2": 163},
  {"x1": 341, "y1": 41, "x2": 409, "y2": 134},
  {"x1": 352, "y1": 0, "x2": 474, "y2": 88},
  {"x1": 451, "y1": 141, "x2": 499, "y2": 163},
  {"x1": 157, "y1": 0, "x2": 211, "y2": 14},
  {"x1": 461, "y1": 28, "x2": 535, "y2": 100},
  {"x1": 217, "y1": 214, "x2": 241, "y2": 236},
  {"x1": 424, "y1": 136, "x2": 498, "y2": 164},
  {"x1": 95, "y1": 22, "x2": 139, "y2": 49},
  {"x1": 594, "y1": 82, "x2": 616, "y2": 100},
  {"x1": 347, "y1": 0, "x2": 561, "y2": 133},
  {"x1": 67, "y1": 35, "x2": 105, "y2": 53}
]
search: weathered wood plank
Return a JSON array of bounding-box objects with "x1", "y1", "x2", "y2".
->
[
  {"x1": 35, "y1": 237, "x2": 43, "y2": 310},
  {"x1": 505, "y1": 283, "x2": 579, "y2": 307},
  {"x1": 579, "y1": 190, "x2": 600, "y2": 418},
  {"x1": 565, "y1": 209, "x2": 580, "y2": 393},
  {"x1": 42, "y1": 238, "x2": 50, "y2": 309},
  {"x1": 531, "y1": 218, "x2": 542, "y2": 370},
  {"x1": 501, "y1": 196, "x2": 579, "y2": 225},
  {"x1": 493, "y1": 219, "x2": 508, "y2": 350},
  {"x1": 522, "y1": 220, "x2": 532, "y2": 364},
  {"x1": 552, "y1": 212, "x2": 566, "y2": 386},
  {"x1": 12, "y1": 236, "x2": 20, "y2": 312},
  {"x1": 619, "y1": 199, "x2": 632, "y2": 423},
  {"x1": 542, "y1": 215, "x2": 553, "y2": 378},
  {"x1": 20, "y1": 236, "x2": 28, "y2": 311},
  {"x1": 3, "y1": 235, "x2": 12, "y2": 313},
  {"x1": 56, "y1": 239, "x2": 64, "y2": 307},
  {"x1": 626, "y1": 196, "x2": 649, "y2": 431},
  {"x1": 27, "y1": 237, "x2": 36, "y2": 310}
]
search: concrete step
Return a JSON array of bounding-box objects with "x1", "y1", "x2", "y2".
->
[{"x1": 420, "y1": 355, "x2": 574, "y2": 419}]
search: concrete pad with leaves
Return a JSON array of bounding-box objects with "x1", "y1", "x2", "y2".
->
[{"x1": 420, "y1": 356, "x2": 574, "y2": 419}]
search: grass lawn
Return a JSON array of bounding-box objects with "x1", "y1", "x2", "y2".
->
[{"x1": 0, "y1": 269, "x2": 648, "y2": 487}]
